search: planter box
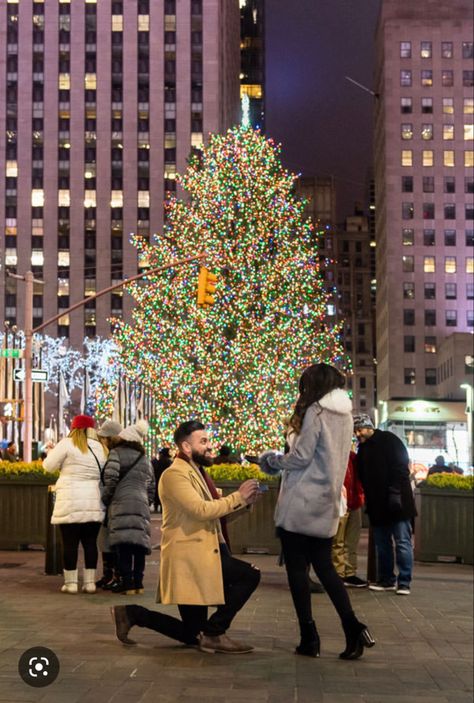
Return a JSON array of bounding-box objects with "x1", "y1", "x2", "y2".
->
[
  {"x1": 217, "y1": 481, "x2": 280, "y2": 555},
  {"x1": 414, "y1": 487, "x2": 473, "y2": 565},
  {"x1": 0, "y1": 479, "x2": 52, "y2": 549}
]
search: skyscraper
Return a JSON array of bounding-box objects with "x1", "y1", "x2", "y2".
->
[
  {"x1": 240, "y1": 0, "x2": 264, "y2": 130},
  {"x1": 0, "y1": 0, "x2": 240, "y2": 346},
  {"x1": 374, "y1": 0, "x2": 474, "y2": 467}
]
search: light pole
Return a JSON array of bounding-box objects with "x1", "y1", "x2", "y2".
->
[
  {"x1": 11, "y1": 254, "x2": 205, "y2": 462},
  {"x1": 460, "y1": 383, "x2": 473, "y2": 470}
]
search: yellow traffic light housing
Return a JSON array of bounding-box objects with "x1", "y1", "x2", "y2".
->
[{"x1": 197, "y1": 266, "x2": 217, "y2": 306}]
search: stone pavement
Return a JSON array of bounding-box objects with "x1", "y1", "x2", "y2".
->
[{"x1": 0, "y1": 525, "x2": 472, "y2": 703}]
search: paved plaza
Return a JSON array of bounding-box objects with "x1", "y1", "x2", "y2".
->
[{"x1": 0, "y1": 523, "x2": 472, "y2": 703}]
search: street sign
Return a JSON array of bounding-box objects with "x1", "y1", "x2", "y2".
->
[
  {"x1": 13, "y1": 368, "x2": 49, "y2": 383},
  {"x1": 0, "y1": 349, "x2": 24, "y2": 358}
]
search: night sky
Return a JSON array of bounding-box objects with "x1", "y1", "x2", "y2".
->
[{"x1": 265, "y1": 0, "x2": 381, "y2": 221}]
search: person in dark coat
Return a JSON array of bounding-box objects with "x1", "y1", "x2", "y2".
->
[
  {"x1": 151, "y1": 448, "x2": 172, "y2": 512},
  {"x1": 428, "y1": 455, "x2": 463, "y2": 475},
  {"x1": 102, "y1": 420, "x2": 154, "y2": 595},
  {"x1": 354, "y1": 414, "x2": 416, "y2": 596},
  {"x1": 213, "y1": 444, "x2": 241, "y2": 465}
]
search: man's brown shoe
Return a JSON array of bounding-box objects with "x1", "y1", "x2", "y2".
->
[
  {"x1": 110, "y1": 606, "x2": 137, "y2": 645},
  {"x1": 198, "y1": 633, "x2": 254, "y2": 654}
]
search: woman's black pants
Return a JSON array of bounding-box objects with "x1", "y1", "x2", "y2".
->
[
  {"x1": 59, "y1": 522, "x2": 101, "y2": 570},
  {"x1": 279, "y1": 527, "x2": 354, "y2": 625}
]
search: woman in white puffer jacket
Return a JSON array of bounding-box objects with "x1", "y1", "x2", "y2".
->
[{"x1": 43, "y1": 414, "x2": 106, "y2": 594}]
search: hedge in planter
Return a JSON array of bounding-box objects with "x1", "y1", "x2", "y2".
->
[
  {"x1": 415, "y1": 473, "x2": 474, "y2": 565},
  {"x1": 0, "y1": 461, "x2": 58, "y2": 550}
]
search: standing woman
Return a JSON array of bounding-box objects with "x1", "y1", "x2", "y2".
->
[
  {"x1": 260, "y1": 363, "x2": 374, "y2": 660},
  {"x1": 102, "y1": 420, "x2": 154, "y2": 595},
  {"x1": 43, "y1": 415, "x2": 106, "y2": 594}
]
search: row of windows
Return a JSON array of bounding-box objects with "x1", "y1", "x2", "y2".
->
[
  {"x1": 400, "y1": 41, "x2": 473, "y2": 59},
  {"x1": 400, "y1": 69, "x2": 473, "y2": 87},
  {"x1": 403, "y1": 281, "x2": 474, "y2": 300},
  {"x1": 402, "y1": 228, "x2": 474, "y2": 247},
  {"x1": 401, "y1": 149, "x2": 474, "y2": 167},
  {"x1": 401, "y1": 255, "x2": 473, "y2": 273},
  {"x1": 401, "y1": 175, "x2": 474, "y2": 193},
  {"x1": 401, "y1": 96, "x2": 473, "y2": 114},
  {"x1": 401, "y1": 202, "x2": 474, "y2": 220},
  {"x1": 403, "y1": 309, "x2": 474, "y2": 329},
  {"x1": 403, "y1": 368, "x2": 438, "y2": 386},
  {"x1": 404, "y1": 336, "x2": 437, "y2": 353},
  {"x1": 401, "y1": 123, "x2": 473, "y2": 140}
]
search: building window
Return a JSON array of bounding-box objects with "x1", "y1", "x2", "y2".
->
[
  {"x1": 404, "y1": 336, "x2": 415, "y2": 353},
  {"x1": 463, "y1": 71, "x2": 474, "y2": 87},
  {"x1": 423, "y1": 176, "x2": 434, "y2": 192},
  {"x1": 467, "y1": 311, "x2": 474, "y2": 328},
  {"x1": 445, "y1": 256, "x2": 456, "y2": 273},
  {"x1": 58, "y1": 190, "x2": 70, "y2": 206},
  {"x1": 444, "y1": 203, "x2": 456, "y2": 219},
  {"x1": 31, "y1": 189, "x2": 44, "y2": 206},
  {"x1": 112, "y1": 15, "x2": 123, "y2": 31},
  {"x1": 444, "y1": 229, "x2": 456, "y2": 246},
  {"x1": 465, "y1": 178, "x2": 474, "y2": 194},
  {"x1": 423, "y1": 202, "x2": 435, "y2": 219},
  {"x1": 58, "y1": 251, "x2": 70, "y2": 267},
  {"x1": 467, "y1": 257, "x2": 474, "y2": 273},
  {"x1": 445, "y1": 283, "x2": 457, "y2": 299},
  {"x1": 31, "y1": 249, "x2": 44, "y2": 266},
  {"x1": 467, "y1": 283, "x2": 474, "y2": 300},
  {"x1": 404, "y1": 309, "x2": 415, "y2": 325},
  {"x1": 421, "y1": 97, "x2": 433, "y2": 113},
  {"x1": 423, "y1": 257, "x2": 435, "y2": 273},
  {"x1": 404, "y1": 368, "x2": 416, "y2": 385},
  {"x1": 444, "y1": 177, "x2": 456, "y2": 193},
  {"x1": 446, "y1": 310, "x2": 457, "y2": 326},
  {"x1": 463, "y1": 42, "x2": 474, "y2": 59},
  {"x1": 420, "y1": 41, "x2": 432, "y2": 58},
  {"x1": 425, "y1": 309, "x2": 436, "y2": 326},
  {"x1": 403, "y1": 282, "x2": 415, "y2": 299},
  {"x1": 442, "y1": 97, "x2": 454, "y2": 114},
  {"x1": 464, "y1": 124, "x2": 474, "y2": 140},
  {"x1": 403, "y1": 255, "x2": 414, "y2": 272},
  {"x1": 400, "y1": 70, "x2": 412, "y2": 87},
  {"x1": 442, "y1": 70, "x2": 454, "y2": 87},
  {"x1": 425, "y1": 336, "x2": 436, "y2": 353},
  {"x1": 423, "y1": 229, "x2": 435, "y2": 246},
  {"x1": 401, "y1": 176, "x2": 413, "y2": 192},
  {"x1": 402, "y1": 228, "x2": 414, "y2": 245},
  {"x1": 400, "y1": 41, "x2": 411, "y2": 58},
  {"x1": 402, "y1": 202, "x2": 414, "y2": 219},
  {"x1": 465, "y1": 151, "x2": 474, "y2": 167},
  {"x1": 401, "y1": 97, "x2": 412, "y2": 113},
  {"x1": 425, "y1": 368, "x2": 437, "y2": 385},
  {"x1": 444, "y1": 150, "x2": 455, "y2": 167},
  {"x1": 441, "y1": 42, "x2": 453, "y2": 58},
  {"x1": 466, "y1": 205, "x2": 474, "y2": 220},
  {"x1": 422, "y1": 150, "x2": 434, "y2": 167},
  {"x1": 464, "y1": 98, "x2": 474, "y2": 114},
  {"x1": 421, "y1": 70, "x2": 433, "y2": 86},
  {"x1": 110, "y1": 190, "x2": 123, "y2": 208},
  {"x1": 401, "y1": 123, "x2": 413, "y2": 140},
  {"x1": 424, "y1": 282, "x2": 436, "y2": 299},
  {"x1": 402, "y1": 150, "x2": 413, "y2": 166},
  {"x1": 421, "y1": 123, "x2": 433, "y2": 140},
  {"x1": 443, "y1": 124, "x2": 454, "y2": 140}
]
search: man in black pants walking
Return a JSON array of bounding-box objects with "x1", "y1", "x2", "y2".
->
[{"x1": 111, "y1": 420, "x2": 261, "y2": 653}]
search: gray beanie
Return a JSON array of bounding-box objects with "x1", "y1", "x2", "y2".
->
[
  {"x1": 353, "y1": 413, "x2": 375, "y2": 430},
  {"x1": 119, "y1": 419, "x2": 149, "y2": 444},
  {"x1": 97, "y1": 420, "x2": 123, "y2": 438}
]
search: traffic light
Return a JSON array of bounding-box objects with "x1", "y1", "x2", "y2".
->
[{"x1": 197, "y1": 266, "x2": 217, "y2": 307}]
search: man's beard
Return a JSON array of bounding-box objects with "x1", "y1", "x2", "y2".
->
[{"x1": 191, "y1": 449, "x2": 214, "y2": 467}]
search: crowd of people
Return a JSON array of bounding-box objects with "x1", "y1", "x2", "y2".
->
[{"x1": 34, "y1": 360, "x2": 453, "y2": 659}]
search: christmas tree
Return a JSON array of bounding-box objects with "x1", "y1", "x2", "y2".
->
[{"x1": 113, "y1": 126, "x2": 346, "y2": 451}]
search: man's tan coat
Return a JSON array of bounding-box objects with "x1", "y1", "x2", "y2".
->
[{"x1": 157, "y1": 457, "x2": 247, "y2": 605}]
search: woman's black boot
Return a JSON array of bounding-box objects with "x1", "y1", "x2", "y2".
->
[
  {"x1": 340, "y1": 615, "x2": 375, "y2": 660},
  {"x1": 296, "y1": 620, "x2": 320, "y2": 658}
]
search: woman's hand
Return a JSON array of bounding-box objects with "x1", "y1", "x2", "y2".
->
[{"x1": 259, "y1": 451, "x2": 283, "y2": 476}]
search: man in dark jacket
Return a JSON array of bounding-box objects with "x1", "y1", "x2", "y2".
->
[{"x1": 354, "y1": 415, "x2": 416, "y2": 596}]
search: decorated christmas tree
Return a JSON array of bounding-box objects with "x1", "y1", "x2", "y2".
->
[{"x1": 113, "y1": 126, "x2": 346, "y2": 451}]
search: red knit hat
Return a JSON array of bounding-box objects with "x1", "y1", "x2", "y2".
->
[{"x1": 71, "y1": 414, "x2": 95, "y2": 430}]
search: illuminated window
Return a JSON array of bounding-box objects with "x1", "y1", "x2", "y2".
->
[
  {"x1": 164, "y1": 165, "x2": 176, "y2": 179},
  {"x1": 441, "y1": 42, "x2": 453, "y2": 58},
  {"x1": 401, "y1": 150, "x2": 413, "y2": 166},
  {"x1": 58, "y1": 314, "x2": 70, "y2": 326},
  {"x1": 84, "y1": 73, "x2": 96, "y2": 89},
  {"x1": 442, "y1": 124, "x2": 454, "y2": 140},
  {"x1": 6, "y1": 160, "x2": 17, "y2": 177},
  {"x1": 400, "y1": 97, "x2": 412, "y2": 113},
  {"x1": 403, "y1": 282, "x2": 415, "y2": 299},
  {"x1": 58, "y1": 278, "x2": 69, "y2": 295},
  {"x1": 421, "y1": 124, "x2": 433, "y2": 140},
  {"x1": 401, "y1": 123, "x2": 413, "y2": 140},
  {"x1": 31, "y1": 189, "x2": 44, "y2": 206},
  {"x1": 424, "y1": 337, "x2": 436, "y2": 353},
  {"x1": 421, "y1": 97, "x2": 433, "y2": 113},
  {"x1": 58, "y1": 251, "x2": 70, "y2": 267},
  {"x1": 112, "y1": 15, "x2": 123, "y2": 31},
  {"x1": 465, "y1": 151, "x2": 474, "y2": 167},
  {"x1": 442, "y1": 97, "x2": 454, "y2": 114},
  {"x1": 138, "y1": 14, "x2": 149, "y2": 31},
  {"x1": 240, "y1": 84, "x2": 262, "y2": 99},
  {"x1": 423, "y1": 256, "x2": 435, "y2": 273},
  {"x1": 6, "y1": 218, "x2": 17, "y2": 235},
  {"x1": 402, "y1": 228, "x2": 414, "y2": 245},
  {"x1": 404, "y1": 368, "x2": 416, "y2": 385},
  {"x1": 445, "y1": 256, "x2": 456, "y2": 273},
  {"x1": 422, "y1": 150, "x2": 434, "y2": 167},
  {"x1": 5, "y1": 248, "x2": 17, "y2": 265},
  {"x1": 442, "y1": 70, "x2": 453, "y2": 87},
  {"x1": 84, "y1": 279, "x2": 96, "y2": 296},
  {"x1": 191, "y1": 132, "x2": 203, "y2": 148},
  {"x1": 464, "y1": 124, "x2": 474, "y2": 140},
  {"x1": 420, "y1": 41, "x2": 432, "y2": 58},
  {"x1": 84, "y1": 310, "x2": 96, "y2": 325},
  {"x1": 164, "y1": 15, "x2": 176, "y2": 31},
  {"x1": 32, "y1": 220, "x2": 44, "y2": 235},
  {"x1": 138, "y1": 133, "x2": 149, "y2": 147},
  {"x1": 58, "y1": 190, "x2": 70, "y2": 206},
  {"x1": 84, "y1": 164, "x2": 96, "y2": 179},
  {"x1": 400, "y1": 70, "x2": 412, "y2": 87},
  {"x1": 137, "y1": 191, "x2": 149, "y2": 207},
  {"x1": 59, "y1": 102, "x2": 70, "y2": 118},
  {"x1": 31, "y1": 250, "x2": 44, "y2": 266},
  {"x1": 464, "y1": 98, "x2": 474, "y2": 114},
  {"x1": 400, "y1": 41, "x2": 411, "y2": 58},
  {"x1": 58, "y1": 73, "x2": 70, "y2": 89},
  {"x1": 444, "y1": 150, "x2": 455, "y2": 167},
  {"x1": 84, "y1": 190, "x2": 96, "y2": 208},
  {"x1": 421, "y1": 70, "x2": 432, "y2": 86},
  {"x1": 402, "y1": 255, "x2": 414, "y2": 272},
  {"x1": 110, "y1": 190, "x2": 123, "y2": 208},
  {"x1": 467, "y1": 257, "x2": 474, "y2": 273}
]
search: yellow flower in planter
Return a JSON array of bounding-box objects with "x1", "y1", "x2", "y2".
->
[
  {"x1": 207, "y1": 462, "x2": 278, "y2": 484},
  {"x1": 0, "y1": 460, "x2": 58, "y2": 481}
]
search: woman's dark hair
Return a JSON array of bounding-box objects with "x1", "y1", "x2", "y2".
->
[
  {"x1": 110, "y1": 437, "x2": 145, "y2": 454},
  {"x1": 288, "y1": 363, "x2": 346, "y2": 435}
]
